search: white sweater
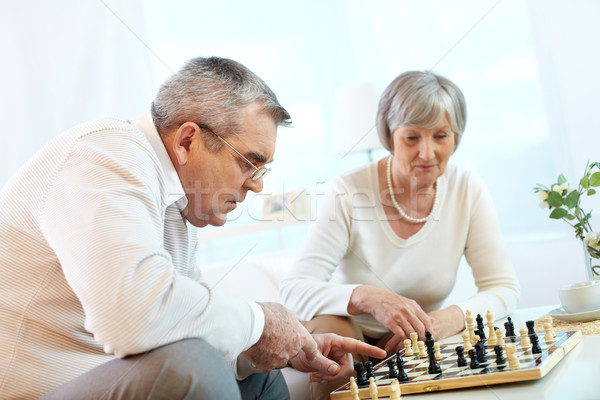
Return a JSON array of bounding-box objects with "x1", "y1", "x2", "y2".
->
[
  {"x1": 0, "y1": 113, "x2": 263, "y2": 399},
  {"x1": 280, "y1": 161, "x2": 520, "y2": 338}
]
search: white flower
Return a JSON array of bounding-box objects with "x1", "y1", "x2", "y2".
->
[
  {"x1": 553, "y1": 183, "x2": 570, "y2": 193},
  {"x1": 539, "y1": 200, "x2": 550, "y2": 209},
  {"x1": 584, "y1": 231, "x2": 600, "y2": 250},
  {"x1": 537, "y1": 191, "x2": 549, "y2": 201}
]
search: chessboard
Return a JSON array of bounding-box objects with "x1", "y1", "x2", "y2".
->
[{"x1": 330, "y1": 328, "x2": 582, "y2": 399}]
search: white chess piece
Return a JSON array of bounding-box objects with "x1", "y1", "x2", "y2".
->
[
  {"x1": 349, "y1": 377, "x2": 360, "y2": 400},
  {"x1": 403, "y1": 339, "x2": 413, "y2": 356},
  {"x1": 388, "y1": 379, "x2": 401, "y2": 400},
  {"x1": 506, "y1": 345, "x2": 520, "y2": 368},
  {"x1": 410, "y1": 332, "x2": 419, "y2": 355},
  {"x1": 369, "y1": 376, "x2": 378, "y2": 400},
  {"x1": 495, "y1": 329, "x2": 505, "y2": 346},
  {"x1": 520, "y1": 328, "x2": 531, "y2": 350},
  {"x1": 418, "y1": 341, "x2": 427, "y2": 358},
  {"x1": 434, "y1": 342, "x2": 443, "y2": 361},
  {"x1": 463, "y1": 330, "x2": 472, "y2": 351},
  {"x1": 544, "y1": 322, "x2": 556, "y2": 344}
]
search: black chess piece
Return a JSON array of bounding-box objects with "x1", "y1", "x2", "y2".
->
[
  {"x1": 396, "y1": 351, "x2": 409, "y2": 381},
  {"x1": 475, "y1": 341, "x2": 488, "y2": 363},
  {"x1": 456, "y1": 345, "x2": 468, "y2": 367},
  {"x1": 427, "y1": 347, "x2": 442, "y2": 374},
  {"x1": 425, "y1": 331, "x2": 435, "y2": 350},
  {"x1": 364, "y1": 361, "x2": 375, "y2": 380},
  {"x1": 531, "y1": 334, "x2": 542, "y2": 354},
  {"x1": 526, "y1": 320, "x2": 536, "y2": 336},
  {"x1": 504, "y1": 316, "x2": 516, "y2": 337},
  {"x1": 476, "y1": 313, "x2": 486, "y2": 339},
  {"x1": 468, "y1": 349, "x2": 480, "y2": 369},
  {"x1": 494, "y1": 345, "x2": 506, "y2": 366},
  {"x1": 387, "y1": 358, "x2": 398, "y2": 379},
  {"x1": 354, "y1": 362, "x2": 368, "y2": 386}
]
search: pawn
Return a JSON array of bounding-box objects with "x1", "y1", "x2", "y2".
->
[
  {"x1": 506, "y1": 345, "x2": 520, "y2": 368},
  {"x1": 494, "y1": 345, "x2": 506, "y2": 366},
  {"x1": 396, "y1": 351, "x2": 409, "y2": 381},
  {"x1": 456, "y1": 345, "x2": 468, "y2": 367},
  {"x1": 468, "y1": 348, "x2": 480, "y2": 369},
  {"x1": 462, "y1": 330, "x2": 472, "y2": 352},
  {"x1": 387, "y1": 358, "x2": 398, "y2": 379},
  {"x1": 354, "y1": 362, "x2": 368, "y2": 386},
  {"x1": 504, "y1": 316, "x2": 516, "y2": 337},
  {"x1": 403, "y1": 339, "x2": 413, "y2": 356},
  {"x1": 369, "y1": 377, "x2": 379, "y2": 400},
  {"x1": 388, "y1": 379, "x2": 401, "y2": 400},
  {"x1": 495, "y1": 328, "x2": 505, "y2": 346},
  {"x1": 349, "y1": 377, "x2": 360, "y2": 400},
  {"x1": 434, "y1": 342, "x2": 443, "y2": 361},
  {"x1": 418, "y1": 341, "x2": 427, "y2": 358},
  {"x1": 519, "y1": 328, "x2": 531, "y2": 350},
  {"x1": 526, "y1": 320, "x2": 536, "y2": 336},
  {"x1": 475, "y1": 341, "x2": 487, "y2": 363},
  {"x1": 544, "y1": 315, "x2": 556, "y2": 338}
]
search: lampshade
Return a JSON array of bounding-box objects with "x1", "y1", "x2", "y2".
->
[{"x1": 333, "y1": 83, "x2": 382, "y2": 156}]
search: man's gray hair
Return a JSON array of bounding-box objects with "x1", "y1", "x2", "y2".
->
[
  {"x1": 376, "y1": 70, "x2": 466, "y2": 152},
  {"x1": 151, "y1": 56, "x2": 291, "y2": 151}
]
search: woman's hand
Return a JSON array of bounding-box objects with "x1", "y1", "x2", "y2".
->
[
  {"x1": 428, "y1": 305, "x2": 465, "y2": 340},
  {"x1": 347, "y1": 285, "x2": 434, "y2": 353}
]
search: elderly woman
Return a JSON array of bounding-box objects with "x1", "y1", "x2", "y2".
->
[{"x1": 280, "y1": 71, "x2": 520, "y2": 399}]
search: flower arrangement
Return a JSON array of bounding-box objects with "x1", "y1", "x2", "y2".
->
[{"x1": 534, "y1": 161, "x2": 600, "y2": 279}]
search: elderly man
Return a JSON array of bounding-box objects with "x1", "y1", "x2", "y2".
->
[{"x1": 0, "y1": 57, "x2": 385, "y2": 399}]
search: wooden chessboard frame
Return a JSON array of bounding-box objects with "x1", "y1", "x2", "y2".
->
[{"x1": 330, "y1": 330, "x2": 582, "y2": 399}]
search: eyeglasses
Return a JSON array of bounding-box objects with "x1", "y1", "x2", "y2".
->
[{"x1": 198, "y1": 123, "x2": 271, "y2": 181}]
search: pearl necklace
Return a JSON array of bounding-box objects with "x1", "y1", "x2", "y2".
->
[{"x1": 386, "y1": 156, "x2": 440, "y2": 223}]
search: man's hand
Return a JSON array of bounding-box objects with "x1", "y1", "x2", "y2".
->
[
  {"x1": 288, "y1": 333, "x2": 387, "y2": 383},
  {"x1": 242, "y1": 302, "x2": 316, "y2": 371},
  {"x1": 348, "y1": 285, "x2": 434, "y2": 353}
]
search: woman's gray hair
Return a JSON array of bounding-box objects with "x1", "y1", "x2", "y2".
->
[
  {"x1": 151, "y1": 56, "x2": 292, "y2": 151},
  {"x1": 376, "y1": 70, "x2": 466, "y2": 152}
]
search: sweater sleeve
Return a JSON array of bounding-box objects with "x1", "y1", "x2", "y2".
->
[
  {"x1": 280, "y1": 177, "x2": 361, "y2": 320},
  {"x1": 454, "y1": 173, "x2": 521, "y2": 320},
  {"x1": 39, "y1": 134, "x2": 263, "y2": 360}
]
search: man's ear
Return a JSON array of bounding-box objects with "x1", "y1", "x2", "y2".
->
[{"x1": 172, "y1": 122, "x2": 200, "y2": 165}]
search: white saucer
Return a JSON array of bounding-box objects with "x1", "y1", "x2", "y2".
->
[{"x1": 549, "y1": 306, "x2": 600, "y2": 322}]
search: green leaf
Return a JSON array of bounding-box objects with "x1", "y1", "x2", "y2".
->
[
  {"x1": 590, "y1": 171, "x2": 600, "y2": 187},
  {"x1": 581, "y1": 175, "x2": 590, "y2": 189},
  {"x1": 547, "y1": 190, "x2": 564, "y2": 207},
  {"x1": 565, "y1": 190, "x2": 579, "y2": 209},
  {"x1": 557, "y1": 174, "x2": 567, "y2": 185},
  {"x1": 549, "y1": 207, "x2": 569, "y2": 219},
  {"x1": 588, "y1": 188, "x2": 597, "y2": 196}
]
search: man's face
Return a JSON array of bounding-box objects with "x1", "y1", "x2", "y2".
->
[{"x1": 177, "y1": 102, "x2": 277, "y2": 227}]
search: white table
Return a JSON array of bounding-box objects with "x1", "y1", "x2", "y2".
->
[{"x1": 404, "y1": 305, "x2": 600, "y2": 400}]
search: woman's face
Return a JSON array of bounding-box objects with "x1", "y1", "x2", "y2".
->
[{"x1": 390, "y1": 117, "x2": 455, "y2": 185}]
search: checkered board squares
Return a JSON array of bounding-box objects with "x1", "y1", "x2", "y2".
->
[{"x1": 330, "y1": 330, "x2": 582, "y2": 399}]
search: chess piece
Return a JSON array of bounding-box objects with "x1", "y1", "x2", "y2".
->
[
  {"x1": 427, "y1": 340, "x2": 442, "y2": 374},
  {"x1": 526, "y1": 320, "x2": 536, "y2": 336},
  {"x1": 466, "y1": 310, "x2": 476, "y2": 343},
  {"x1": 456, "y1": 345, "x2": 468, "y2": 367},
  {"x1": 410, "y1": 332, "x2": 419, "y2": 355},
  {"x1": 494, "y1": 345, "x2": 506, "y2": 366},
  {"x1": 544, "y1": 315, "x2": 556, "y2": 339},
  {"x1": 365, "y1": 361, "x2": 375, "y2": 380},
  {"x1": 475, "y1": 341, "x2": 487, "y2": 363},
  {"x1": 396, "y1": 351, "x2": 409, "y2": 381},
  {"x1": 389, "y1": 379, "x2": 401, "y2": 400},
  {"x1": 462, "y1": 330, "x2": 472, "y2": 351},
  {"x1": 504, "y1": 316, "x2": 516, "y2": 337},
  {"x1": 468, "y1": 348, "x2": 480, "y2": 369},
  {"x1": 354, "y1": 362, "x2": 368, "y2": 386},
  {"x1": 403, "y1": 339, "x2": 413, "y2": 356},
  {"x1": 486, "y1": 310, "x2": 496, "y2": 345},
  {"x1": 349, "y1": 377, "x2": 360, "y2": 400},
  {"x1": 476, "y1": 313, "x2": 486, "y2": 339},
  {"x1": 495, "y1": 328, "x2": 505, "y2": 346},
  {"x1": 506, "y1": 345, "x2": 520, "y2": 368},
  {"x1": 520, "y1": 327, "x2": 531, "y2": 350},
  {"x1": 531, "y1": 334, "x2": 542, "y2": 354},
  {"x1": 434, "y1": 342, "x2": 442, "y2": 361},
  {"x1": 418, "y1": 341, "x2": 427, "y2": 358},
  {"x1": 387, "y1": 358, "x2": 398, "y2": 379},
  {"x1": 369, "y1": 376, "x2": 378, "y2": 400}
]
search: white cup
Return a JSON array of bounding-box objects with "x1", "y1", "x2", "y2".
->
[{"x1": 558, "y1": 280, "x2": 600, "y2": 313}]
